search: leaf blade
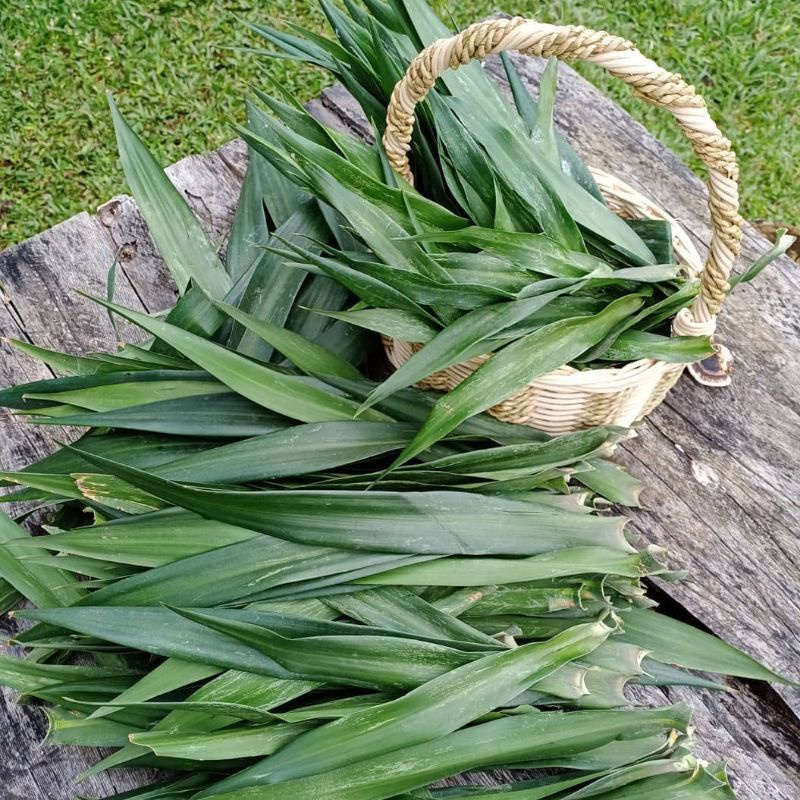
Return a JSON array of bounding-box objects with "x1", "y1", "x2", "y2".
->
[{"x1": 108, "y1": 95, "x2": 230, "y2": 298}]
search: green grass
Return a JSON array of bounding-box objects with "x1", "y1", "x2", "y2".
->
[{"x1": 2, "y1": 0, "x2": 798, "y2": 248}]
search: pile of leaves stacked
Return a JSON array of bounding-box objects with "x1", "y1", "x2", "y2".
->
[
  {"x1": 0, "y1": 2, "x2": 793, "y2": 799},
  {"x1": 237, "y1": 0, "x2": 791, "y2": 462}
]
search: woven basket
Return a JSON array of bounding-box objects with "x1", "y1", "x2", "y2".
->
[{"x1": 381, "y1": 17, "x2": 743, "y2": 435}]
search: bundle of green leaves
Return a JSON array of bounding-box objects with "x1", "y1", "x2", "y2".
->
[
  {"x1": 239, "y1": 0, "x2": 792, "y2": 466},
  {"x1": 0, "y1": 4, "x2": 794, "y2": 799}
]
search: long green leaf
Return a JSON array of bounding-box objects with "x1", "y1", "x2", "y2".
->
[
  {"x1": 390, "y1": 295, "x2": 645, "y2": 467},
  {"x1": 108, "y1": 95, "x2": 230, "y2": 298},
  {"x1": 25, "y1": 379, "x2": 229, "y2": 412},
  {"x1": 597, "y1": 331, "x2": 713, "y2": 364},
  {"x1": 414, "y1": 756, "x2": 711, "y2": 799},
  {"x1": 62, "y1": 448, "x2": 633, "y2": 556},
  {"x1": 0, "y1": 655, "x2": 142, "y2": 694},
  {"x1": 307, "y1": 307, "x2": 439, "y2": 343},
  {"x1": 620, "y1": 608, "x2": 794, "y2": 684},
  {"x1": 210, "y1": 298, "x2": 361, "y2": 379},
  {"x1": 200, "y1": 704, "x2": 691, "y2": 800},
  {"x1": 226, "y1": 94, "x2": 311, "y2": 282},
  {"x1": 358, "y1": 286, "x2": 576, "y2": 413},
  {"x1": 82, "y1": 296, "x2": 380, "y2": 423},
  {"x1": 1, "y1": 432, "x2": 217, "y2": 485},
  {"x1": 531, "y1": 58, "x2": 559, "y2": 164},
  {"x1": 499, "y1": 52, "x2": 604, "y2": 202},
  {"x1": 325, "y1": 586, "x2": 498, "y2": 647},
  {"x1": 4, "y1": 339, "x2": 156, "y2": 377},
  {"x1": 130, "y1": 721, "x2": 314, "y2": 760},
  {"x1": 167, "y1": 606, "x2": 480, "y2": 690},
  {"x1": 8, "y1": 509, "x2": 258, "y2": 567},
  {"x1": 158, "y1": 420, "x2": 417, "y2": 483},
  {"x1": 16, "y1": 606, "x2": 306, "y2": 679},
  {"x1": 225, "y1": 154, "x2": 271, "y2": 283},
  {"x1": 233, "y1": 201, "x2": 329, "y2": 361},
  {"x1": 64, "y1": 534, "x2": 410, "y2": 608},
  {"x1": 26, "y1": 393, "x2": 292, "y2": 437},
  {"x1": 0, "y1": 511, "x2": 85, "y2": 607},
  {"x1": 357, "y1": 547, "x2": 667, "y2": 586},
  {"x1": 414, "y1": 427, "x2": 621, "y2": 479},
  {"x1": 729, "y1": 228, "x2": 795, "y2": 288},
  {"x1": 206, "y1": 620, "x2": 611, "y2": 793},
  {"x1": 44, "y1": 707, "x2": 144, "y2": 748}
]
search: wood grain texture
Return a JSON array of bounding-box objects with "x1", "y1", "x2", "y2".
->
[
  {"x1": 0, "y1": 212, "x2": 141, "y2": 477},
  {"x1": 1, "y1": 52, "x2": 798, "y2": 800}
]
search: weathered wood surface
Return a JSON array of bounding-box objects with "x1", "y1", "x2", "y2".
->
[{"x1": 1, "y1": 51, "x2": 798, "y2": 800}]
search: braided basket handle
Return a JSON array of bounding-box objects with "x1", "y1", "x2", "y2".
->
[{"x1": 383, "y1": 17, "x2": 743, "y2": 329}]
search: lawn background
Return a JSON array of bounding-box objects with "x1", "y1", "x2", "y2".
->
[{"x1": 2, "y1": 0, "x2": 798, "y2": 248}]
